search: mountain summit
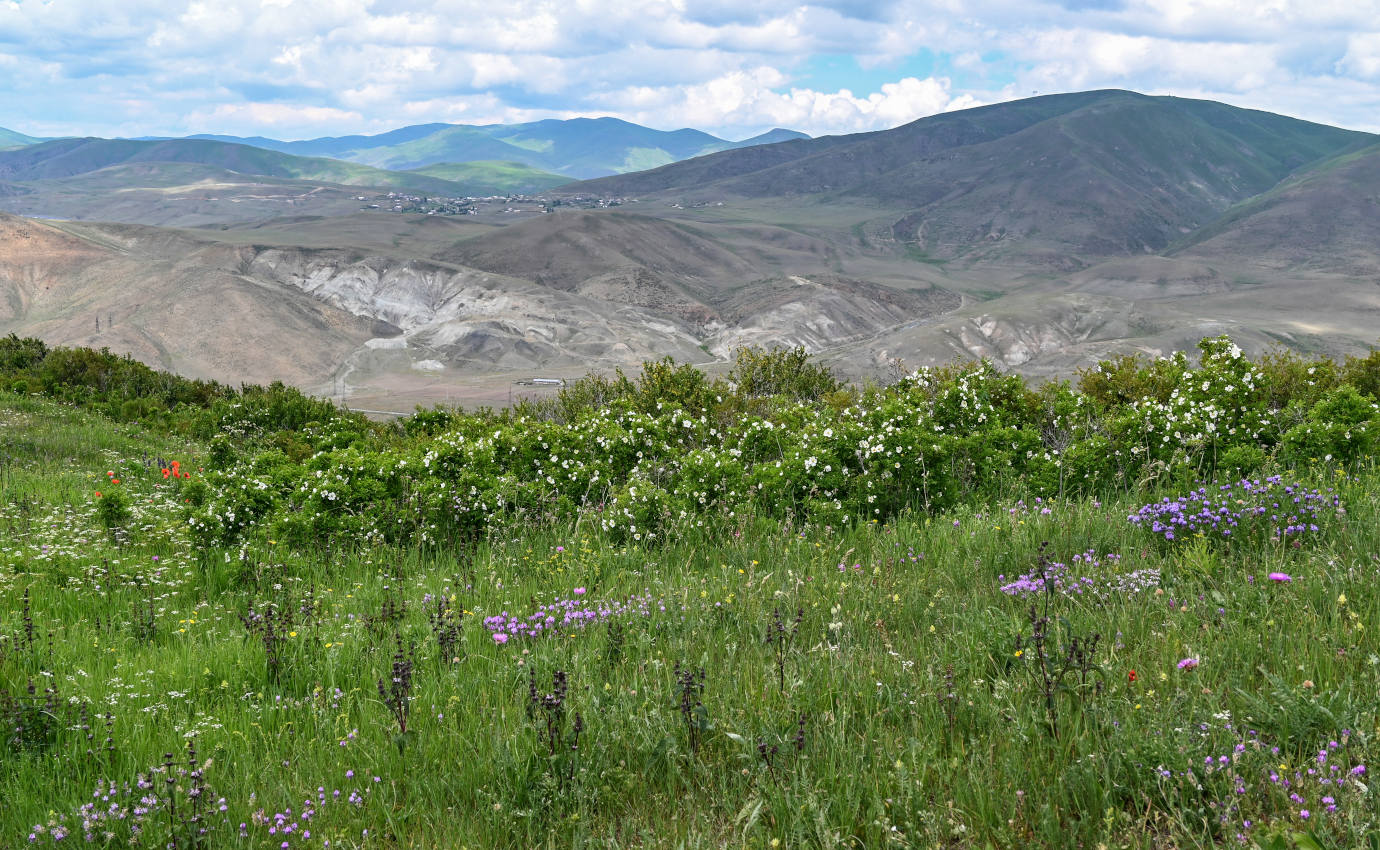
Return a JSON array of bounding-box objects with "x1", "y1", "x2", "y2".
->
[{"x1": 572, "y1": 90, "x2": 1373, "y2": 267}]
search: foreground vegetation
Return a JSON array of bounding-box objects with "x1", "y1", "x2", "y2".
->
[{"x1": 2, "y1": 336, "x2": 1379, "y2": 848}]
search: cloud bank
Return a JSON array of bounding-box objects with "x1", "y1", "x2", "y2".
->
[{"x1": 1, "y1": 0, "x2": 1377, "y2": 140}]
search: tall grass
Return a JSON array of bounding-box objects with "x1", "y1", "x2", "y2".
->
[{"x1": 2, "y1": 390, "x2": 1376, "y2": 848}]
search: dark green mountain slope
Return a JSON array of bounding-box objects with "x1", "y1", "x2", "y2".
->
[
  {"x1": 852, "y1": 92, "x2": 1376, "y2": 264},
  {"x1": 188, "y1": 124, "x2": 452, "y2": 158},
  {"x1": 342, "y1": 125, "x2": 558, "y2": 172},
  {"x1": 1171, "y1": 142, "x2": 1380, "y2": 274},
  {"x1": 732, "y1": 128, "x2": 810, "y2": 147},
  {"x1": 0, "y1": 138, "x2": 474, "y2": 195},
  {"x1": 0, "y1": 126, "x2": 42, "y2": 148},
  {"x1": 348, "y1": 117, "x2": 732, "y2": 177},
  {"x1": 572, "y1": 90, "x2": 1374, "y2": 266},
  {"x1": 183, "y1": 119, "x2": 812, "y2": 179},
  {"x1": 401, "y1": 161, "x2": 570, "y2": 194},
  {"x1": 573, "y1": 90, "x2": 1121, "y2": 198}
]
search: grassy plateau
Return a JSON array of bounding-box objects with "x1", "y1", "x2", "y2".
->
[{"x1": 1, "y1": 338, "x2": 1378, "y2": 849}]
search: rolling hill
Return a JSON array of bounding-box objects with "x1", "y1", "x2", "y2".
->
[
  {"x1": 1171, "y1": 142, "x2": 1380, "y2": 275},
  {"x1": 0, "y1": 137, "x2": 477, "y2": 195},
  {"x1": 0, "y1": 211, "x2": 377, "y2": 386},
  {"x1": 572, "y1": 90, "x2": 1375, "y2": 268},
  {"x1": 0, "y1": 139, "x2": 582, "y2": 225},
  {"x1": 181, "y1": 119, "x2": 811, "y2": 179},
  {"x1": 0, "y1": 126, "x2": 42, "y2": 149},
  {"x1": 400, "y1": 161, "x2": 570, "y2": 194},
  {"x1": 0, "y1": 163, "x2": 379, "y2": 227},
  {"x1": 186, "y1": 123, "x2": 455, "y2": 158}
]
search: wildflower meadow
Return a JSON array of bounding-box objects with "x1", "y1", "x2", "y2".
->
[{"x1": 1, "y1": 334, "x2": 1379, "y2": 848}]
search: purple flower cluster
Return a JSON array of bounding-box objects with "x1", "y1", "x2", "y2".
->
[
  {"x1": 483, "y1": 591, "x2": 660, "y2": 643},
  {"x1": 29, "y1": 775, "x2": 228, "y2": 845},
  {"x1": 1000, "y1": 550, "x2": 1157, "y2": 600},
  {"x1": 246, "y1": 772, "x2": 380, "y2": 848},
  {"x1": 1158, "y1": 725, "x2": 1367, "y2": 843},
  {"x1": 1128, "y1": 476, "x2": 1337, "y2": 544},
  {"x1": 1267, "y1": 737, "x2": 1367, "y2": 819}
]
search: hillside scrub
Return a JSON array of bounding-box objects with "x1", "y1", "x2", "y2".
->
[
  {"x1": 0, "y1": 376, "x2": 1377, "y2": 848},
  {"x1": 4, "y1": 335, "x2": 1380, "y2": 551},
  {"x1": 165, "y1": 339, "x2": 1380, "y2": 548}
]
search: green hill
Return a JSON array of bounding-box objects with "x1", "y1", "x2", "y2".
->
[
  {"x1": 0, "y1": 125, "x2": 42, "y2": 149},
  {"x1": 343, "y1": 117, "x2": 733, "y2": 177},
  {"x1": 1170, "y1": 141, "x2": 1380, "y2": 274},
  {"x1": 573, "y1": 90, "x2": 1376, "y2": 266},
  {"x1": 0, "y1": 137, "x2": 478, "y2": 195},
  {"x1": 184, "y1": 119, "x2": 812, "y2": 179},
  {"x1": 401, "y1": 161, "x2": 570, "y2": 194}
]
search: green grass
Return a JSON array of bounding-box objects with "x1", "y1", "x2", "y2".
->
[
  {"x1": 402, "y1": 161, "x2": 570, "y2": 195},
  {"x1": 2, "y1": 390, "x2": 1377, "y2": 848},
  {"x1": 618, "y1": 147, "x2": 677, "y2": 173}
]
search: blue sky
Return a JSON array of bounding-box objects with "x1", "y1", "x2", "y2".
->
[{"x1": 2, "y1": 0, "x2": 1379, "y2": 141}]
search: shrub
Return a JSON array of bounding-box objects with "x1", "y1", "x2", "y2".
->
[{"x1": 729, "y1": 345, "x2": 844, "y2": 402}]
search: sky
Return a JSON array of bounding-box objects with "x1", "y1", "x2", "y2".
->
[{"x1": 2, "y1": 0, "x2": 1379, "y2": 142}]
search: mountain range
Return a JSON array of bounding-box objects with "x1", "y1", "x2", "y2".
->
[
  {"x1": 573, "y1": 90, "x2": 1375, "y2": 268},
  {"x1": 2, "y1": 90, "x2": 1377, "y2": 409},
  {"x1": 180, "y1": 119, "x2": 809, "y2": 179},
  {"x1": 0, "y1": 118, "x2": 812, "y2": 222}
]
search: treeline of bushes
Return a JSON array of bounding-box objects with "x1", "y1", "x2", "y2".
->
[
  {"x1": 172, "y1": 337, "x2": 1378, "y2": 551},
  {"x1": 5, "y1": 333, "x2": 1379, "y2": 549},
  {"x1": 0, "y1": 334, "x2": 377, "y2": 453}
]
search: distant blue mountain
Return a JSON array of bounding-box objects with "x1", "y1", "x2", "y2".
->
[
  {"x1": 0, "y1": 126, "x2": 44, "y2": 148},
  {"x1": 171, "y1": 119, "x2": 811, "y2": 179}
]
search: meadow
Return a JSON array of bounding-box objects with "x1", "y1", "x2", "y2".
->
[{"x1": 1, "y1": 336, "x2": 1378, "y2": 849}]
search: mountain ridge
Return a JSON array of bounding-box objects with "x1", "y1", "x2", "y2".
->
[
  {"x1": 176, "y1": 118, "x2": 811, "y2": 179},
  {"x1": 0, "y1": 137, "x2": 482, "y2": 195},
  {"x1": 570, "y1": 90, "x2": 1375, "y2": 268},
  {"x1": 0, "y1": 126, "x2": 43, "y2": 148}
]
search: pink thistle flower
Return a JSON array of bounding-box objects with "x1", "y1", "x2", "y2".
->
[
  {"x1": 1268, "y1": 572, "x2": 1292, "y2": 582},
  {"x1": 493, "y1": 633, "x2": 509, "y2": 644},
  {"x1": 1177, "y1": 657, "x2": 1199, "y2": 670}
]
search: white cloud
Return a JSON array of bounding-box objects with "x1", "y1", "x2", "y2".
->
[
  {"x1": 1014, "y1": 28, "x2": 1282, "y2": 93},
  {"x1": 0, "y1": 0, "x2": 1378, "y2": 139},
  {"x1": 1338, "y1": 32, "x2": 1380, "y2": 79},
  {"x1": 609, "y1": 69, "x2": 979, "y2": 138},
  {"x1": 194, "y1": 102, "x2": 364, "y2": 129}
]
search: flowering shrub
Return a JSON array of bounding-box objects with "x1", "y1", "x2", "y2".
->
[
  {"x1": 1281, "y1": 385, "x2": 1380, "y2": 466},
  {"x1": 176, "y1": 336, "x2": 1376, "y2": 549}
]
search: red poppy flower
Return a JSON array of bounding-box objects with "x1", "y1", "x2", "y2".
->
[{"x1": 1128, "y1": 670, "x2": 1138, "y2": 683}]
